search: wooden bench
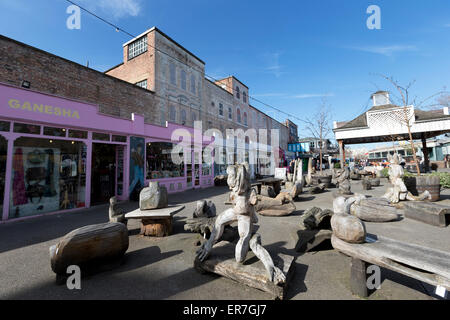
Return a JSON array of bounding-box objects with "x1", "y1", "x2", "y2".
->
[
  {"x1": 331, "y1": 234, "x2": 450, "y2": 297},
  {"x1": 402, "y1": 202, "x2": 450, "y2": 228}
]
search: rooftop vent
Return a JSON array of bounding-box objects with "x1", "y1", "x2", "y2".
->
[{"x1": 371, "y1": 91, "x2": 390, "y2": 106}]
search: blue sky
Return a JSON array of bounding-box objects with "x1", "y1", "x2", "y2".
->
[{"x1": 1, "y1": 0, "x2": 449, "y2": 149}]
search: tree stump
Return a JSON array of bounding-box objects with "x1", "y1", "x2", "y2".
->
[{"x1": 140, "y1": 218, "x2": 172, "y2": 237}]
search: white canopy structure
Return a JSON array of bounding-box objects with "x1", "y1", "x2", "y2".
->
[{"x1": 333, "y1": 91, "x2": 450, "y2": 171}]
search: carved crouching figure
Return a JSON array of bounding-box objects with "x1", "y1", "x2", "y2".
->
[
  {"x1": 333, "y1": 167, "x2": 352, "y2": 195},
  {"x1": 382, "y1": 154, "x2": 431, "y2": 204},
  {"x1": 331, "y1": 197, "x2": 366, "y2": 244},
  {"x1": 196, "y1": 163, "x2": 286, "y2": 284},
  {"x1": 109, "y1": 197, "x2": 127, "y2": 225}
]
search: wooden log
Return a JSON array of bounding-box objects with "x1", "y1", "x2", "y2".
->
[
  {"x1": 350, "y1": 258, "x2": 368, "y2": 297},
  {"x1": 141, "y1": 217, "x2": 172, "y2": 237},
  {"x1": 49, "y1": 222, "x2": 129, "y2": 275},
  {"x1": 194, "y1": 241, "x2": 295, "y2": 300},
  {"x1": 350, "y1": 198, "x2": 400, "y2": 222},
  {"x1": 331, "y1": 234, "x2": 450, "y2": 291},
  {"x1": 295, "y1": 228, "x2": 333, "y2": 253},
  {"x1": 403, "y1": 201, "x2": 450, "y2": 227}
]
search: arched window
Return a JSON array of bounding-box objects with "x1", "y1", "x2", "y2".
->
[
  {"x1": 243, "y1": 92, "x2": 247, "y2": 103},
  {"x1": 180, "y1": 109, "x2": 187, "y2": 125},
  {"x1": 237, "y1": 109, "x2": 241, "y2": 123},
  {"x1": 243, "y1": 112, "x2": 248, "y2": 126},
  {"x1": 169, "y1": 105, "x2": 176, "y2": 122},
  {"x1": 181, "y1": 70, "x2": 187, "y2": 90},
  {"x1": 236, "y1": 86, "x2": 240, "y2": 99}
]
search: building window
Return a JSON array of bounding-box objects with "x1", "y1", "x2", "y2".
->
[
  {"x1": 243, "y1": 112, "x2": 248, "y2": 126},
  {"x1": 191, "y1": 75, "x2": 196, "y2": 94},
  {"x1": 237, "y1": 109, "x2": 241, "y2": 123},
  {"x1": 169, "y1": 105, "x2": 176, "y2": 122},
  {"x1": 128, "y1": 36, "x2": 147, "y2": 60},
  {"x1": 146, "y1": 142, "x2": 184, "y2": 179},
  {"x1": 169, "y1": 63, "x2": 176, "y2": 85},
  {"x1": 135, "y1": 79, "x2": 147, "y2": 89},
  {"x1": 180, "y1": 110, "x2": 187, "y2": 125},
  {"x1": 228, "y1": 107, "x2": 233, "y2": 120},
  {"x1": 9, "y1": 137, "x2": 86, "y2": 218},
  {"x1": 243, "y1": 92, "x2": 247, "y2": 103},
  {"x1": 236, "y1": 86, "x2": 240, "y2": 99},
  {"x1": 181, "y1": 70, "x2": 187, "y2": 90},
  {"x1": 219, "y1": 103, "x2": 224, "y2": 117},
  {"x1": 191, "y1": 112, "x2": 197, "y2": 124}
]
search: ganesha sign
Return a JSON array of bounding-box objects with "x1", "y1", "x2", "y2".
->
[{"x1": 8, "y1": 98, "x2": 80, "y2": 119}]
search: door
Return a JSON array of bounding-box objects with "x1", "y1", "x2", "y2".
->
[{"x1": 91, "y1": 143, "x2": 116, "y2": 205}]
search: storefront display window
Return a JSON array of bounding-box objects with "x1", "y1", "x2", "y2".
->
[
  {"x1": 9, "y1": 137, "x2": 86, "y2": 219},
  {"x1": 0, "y1": 121, "x2": 10, "y2": 132},
  {"x1": 146, "y1": 142, "x2": 184, "y2": 179},
  {"x1": 112, "y1": 135, "x2": 127, "y2": 143},
  {"x1": 68, "y1": 129, "x2": 88, "y2": 139},
  {"x1": 14, "y1": 123, "x2": 40, "y2": 134},
  {"x1": 43, "y1": 126, "x2": 66, "y2": 137},
  {"x1": 93, "y1": 132, "x2": 110, "y2": 141}
]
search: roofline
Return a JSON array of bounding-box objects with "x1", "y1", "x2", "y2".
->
[
  {"x1": 205, "y1": 78, "x2": 233, "y2": 96},
  {"x1": 216, "y1": 76, "x2": 249, "y2": 89},
  {"x1": 104, "y1": 62, "x2": 124, "y2": 74},
  {"x1": 122, "y1": 27, "x2": 206, "y2": 65},
  {"x1": 0, "y1": 34, "x2": 155, "y2": 95}
]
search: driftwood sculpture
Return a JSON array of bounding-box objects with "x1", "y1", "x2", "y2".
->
[
  {"x1": 109, "y1": 196, "x2": 127, "y2": 225},
  {"x1": 331, "y1": 197, "x2": 366, "y2": 244},
  {"x1": 332, "y1": 168, "x2": 352, "y2": 195},
  {"x1": 382, "y1": 154, "x2": 431, "y2": 204},
  {"x1": 255, "y1": 192, "x2": 296, "y2": 216},
  {"x1": 196, "y1": 163, "x2": 286, "y2": 284}
]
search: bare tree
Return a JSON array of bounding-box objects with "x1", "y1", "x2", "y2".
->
[
  {"x1": 303, "y1": 99, "x2": 332, "y2": 174},
  {"x1": 379, "y1": 75, "x2": 448, "y2": 174}
]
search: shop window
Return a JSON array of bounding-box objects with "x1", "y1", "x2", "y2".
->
[
  {"x1": 112, "y1": 135, "x2": 127, "y2": 143},
  {"x1": 92, "y1": 132, "x2": 110, "y2": 141},
  {"x1": 0, "y1": 121, "x2": 10, "y2": 132},
  {"x1": 146, "y1": 142, "x2": 184, "y2": 179},
  {"x1": 44, "y1": 126, "x2": 66, "y2": 137},
  {"x1": 68, "y1": 129, "x2": 88, "y2": 139},
  {"x1": 9, "y1": 137, "x2": 87, "y2": 219},
  {"x1": 14, "y1": 123, "x2": 40, "y2": 135}
]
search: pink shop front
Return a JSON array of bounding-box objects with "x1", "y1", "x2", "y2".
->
[{"x1": 0, "y1": 83, "x2": 214, "y2": 222}]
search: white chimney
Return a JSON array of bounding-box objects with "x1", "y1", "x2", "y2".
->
[{"x1": 372, "y1": 91, "x2": 390, "y2": 106}]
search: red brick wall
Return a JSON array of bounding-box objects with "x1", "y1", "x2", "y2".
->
[
  {"x1": 0, "y1": 35, "x2": 158, "y2": 124},
  {"x1": 106, "y1": 32, "x2": 156, "y2": 92}
]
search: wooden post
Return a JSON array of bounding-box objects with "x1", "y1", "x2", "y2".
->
[
  {"x1": 338, "y1": 140, "x2": 345, "y2": 168},
  {"x1": 350, "y1": 258, "x2": 368, "y2": 298},
  {"x1": 421, "y1": 135, "x2": 430, "y2": 173}
]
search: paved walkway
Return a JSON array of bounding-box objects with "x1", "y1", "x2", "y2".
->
[{"x1": 0, "y1": 179, "x2": 449, "y2": 300}]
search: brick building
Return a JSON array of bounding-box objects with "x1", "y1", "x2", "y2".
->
[{"x1": 105, "y1": 27, "x2": 291, "y2": 176}]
